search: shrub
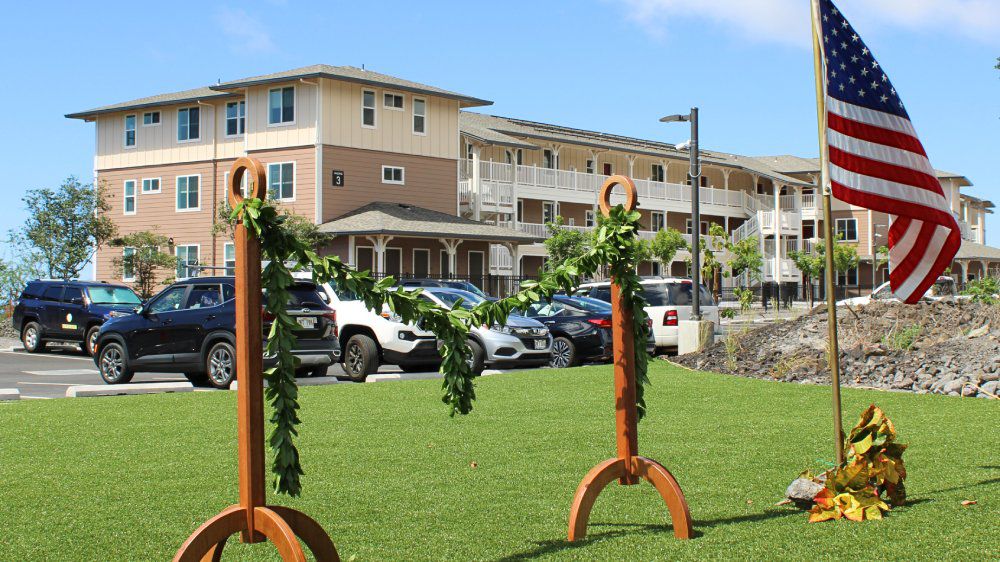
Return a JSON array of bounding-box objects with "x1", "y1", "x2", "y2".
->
[{"x1": 961, "y1": 277, "x2": 1000, "y2": 304}]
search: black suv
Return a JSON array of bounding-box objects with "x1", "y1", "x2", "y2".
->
[
  {"x1": 12, "y1": 280, "x2": 143, "y2": 356},
  {"x1": 93, "y1": 276, "x2": 341, "y2": 388}
]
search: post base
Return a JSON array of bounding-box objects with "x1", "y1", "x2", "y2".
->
[
  {"x1": 677, "y1": 320, "x2": 715, "y2": 355},
  {"x1": 174, "y1": 504, "x2": 339, "y2": 562},
  {"x1": 567, "y1": 456, "x2": 693, "y2": 541}
]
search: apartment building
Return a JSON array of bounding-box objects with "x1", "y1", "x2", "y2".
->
[{"x1": 68, "y1": 64, "x2": 995, "y2": 290}]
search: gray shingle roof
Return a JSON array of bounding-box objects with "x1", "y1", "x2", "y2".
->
[
  {"x1": 955, "y1": 240, "x2": 1000, "y2": 261},
  {"x1": 752, "y1": 155, "x2": 821, "y2": 174},
  {"x1": 318, "y1": 202, "x2": 539, "y2": 243},
  {"x1": 211, "y1": 64, "x2": 492, "y2": 108},
  {"x1": 66, "y1": 86, "x2": 237, "y2": 120}
]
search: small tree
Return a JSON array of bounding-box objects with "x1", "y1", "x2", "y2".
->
[
  {"x1": 789, "y1": 247, "x2": 824, "y2": 308},
  {"x1": 790, "y1": 237, "x2": 860, "y2": 306},
  {"x1": 111, "y1": 231, "x2": 177, "y2": 299},
  {"x1": 12, "y1": 177, "x2": 117, "y2": 280},
  {"x1": 0, "y1": 252, "x2": 43, "y2": 316},
  {"x1": 649, "y1": 227, "x2": 688, "y2": 276},
  {"x1": 544, "y1": 216, "x2": 589, "y2": 270}
]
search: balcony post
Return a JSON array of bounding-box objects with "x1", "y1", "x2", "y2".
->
[
  {"x1": 471, "y1": 144, "x2": 482, "y2": 222},
  {"x1": 773, "y1": 182, "x2": 782, "y2": 297}
]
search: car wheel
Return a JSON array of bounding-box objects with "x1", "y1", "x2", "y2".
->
[
  {"x1": 549, "y1": 336, "x2": 578, "y2": 368},
  {"x1": 206, "y1": 342, "x2": 236, "y2": 389},
  {"x1": 467, "y1": 339, "x2": 485, "y2": 376},
  {"x1": 184, "y1": 372, "x2": 209, "y2": 386},
  {"x1": 343, "y1": 334, "x2": 378, "y2": 382},
  {"x1": 83, "y1": 326, "x2": 101, "y2": 357},
  {"x1": 21, "y1": 322, "x2": 45, "y2": 353},
  {"x1": 98, "y1": 342, "x2": 134, "y2": 384}
]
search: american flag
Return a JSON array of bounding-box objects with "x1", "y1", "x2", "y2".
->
[{"x1": 814, "y1": 0, "x2": 960, "y2": 303}]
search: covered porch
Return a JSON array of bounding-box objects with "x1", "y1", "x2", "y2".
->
[{"x1": 952, "y1": 240, "x2": 1000, "y2": 283}]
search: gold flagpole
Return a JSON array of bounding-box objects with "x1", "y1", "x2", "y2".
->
[{"x1": 810, "y1": 0, "x2": 845, "y2": 465}]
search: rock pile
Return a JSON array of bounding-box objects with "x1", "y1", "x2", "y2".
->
[{"x1": 673, "y1": 300, "x2": 1000, "y2": 399}]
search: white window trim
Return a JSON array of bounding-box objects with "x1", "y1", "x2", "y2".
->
[
  {"x1": 267, "y1": 161, "x2": 297, "y2": 202},
  {"x1": 177, "y1": 107, "x2": 201, "y2": 143},
  {"x1": 412, "y1": 248, "x2": 431, "y2": 276},
  {"x1": 175, "y1": 244, "x2": 201, "y2": 279},
  {"x1": 412, "y1": 97, "x2": 427, "y2": 136},
  {"x1": 142, "y1": 111, "x2": 160, "y2": 127},
  {"x1": 175, "y1": 174, "x2": 202, "y2": 212},
  {"x1": 362, "y1": 89, "x2": 377, "y2": 129},
  {"x1": 355, "y1": 245, "x2": 375, "y2": 271},
  {"x1": 267, "y1": 86, "x2": 296, "y2": 127},
  {"x1": 650, "y1": 211, "x2": 665, "y2": 231},
  {"x1": 685, "y1": 219, "x2": 710, "y2": 235},
  {"x1": 651, "y1": 164, "x2": 665, "y2": 183},
  {"x1": 123, "y1": 114, "x2": 137, "y2": 150},
  {"x1": 836, "y1": 218, "x2": 858, "y2": 242},
  {"x1": 141, "y1": 177, "x2": 162, "y2": 194},
  {"x1": 383, "y1": 91, "x2": 405, "y2": 111},
  {"x1": 123, "y1": 179, "x2": 137, "y2": 215},
  {"x1": 122, "y1": 247, "x2": 136, "y2": 282},
  {"x1": 468, "y1": 250, "x2": 485, "y2": 277},
  {"x1": 585, "y1": 210, "x2": 595, "y2": 227},
  {"x1": 224, "y1": 100, "x2": 246, "y2": 138},
  {"x1": 223, "y1": 242, "x2": 236, "y2": 275},
  {"x1": 385, "y1": 247, "x2": 403, "y2": 275},
  {"x1": 381, "y1": 165, "x2": 405, "y2": 185}
]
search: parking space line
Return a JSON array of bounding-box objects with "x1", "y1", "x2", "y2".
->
[
  {"x1": 0, "y1": 350, "x2": 93, "y2": 362},
  {"x1": 16, "y1": 381, "x2": 76, "y2": 386},
  {"x1": 23, "y1": 369, "x2": 99, "y2": 376},
  {"x1": 20, "y1": 395, "x2": 52, "y2": 400}
]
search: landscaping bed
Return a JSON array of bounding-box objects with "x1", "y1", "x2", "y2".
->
[
  {"x1": 0, "y1": 362, "x2": 995, "y2": 560},
  {"x1": 676, "y1": 300, "x2": 1000, "y2": 398}
]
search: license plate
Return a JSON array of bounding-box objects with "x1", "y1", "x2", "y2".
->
[
  {"x1": 296, "y1": 317, "x2": 316, "y2": 329},
  {"x1": 533, "y1": 339, "x2": 547, "y2": 350}
]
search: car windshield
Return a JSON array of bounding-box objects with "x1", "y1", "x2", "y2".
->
[
  {"x1": 561, "y1": 296, "x2": 611, "y2": 313},
  {"x1": 87, "y1": 286, "x2": 141, "y2": 305},
  {"x1": 430, "y1": 289, "x2": 483, "y2": 310},
  {"x1": 442, "y1": 281, "x2": 487, "y2": 298},
  {"x1": 326, "y1": 279, "x2": 358, "y2": 301}
]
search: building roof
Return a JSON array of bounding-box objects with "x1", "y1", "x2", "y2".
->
[
  {"x1": 211, "y1": 64, "x2": 492, "y2": 108},
  {"x1": 318, "y1": 202, "x2": 540, "y2": 243},
  {"x1": 960, "y1": 193, "x2": 995, "y2": 209},
  {"x1": 460, "y1": 113, "x2": 812, "y2": 188},
  {"x1": 752, "y1": 155, "x2": 821, "y2": 175},
  {"x1": 955, "y1": 240, "x2": 1000, "y2": 261},
  {"x1": 66, "y1": 86, "x2": 238, "y2": 121}
]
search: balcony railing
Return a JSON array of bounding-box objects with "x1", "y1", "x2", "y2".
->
[
  {"x1": 459, "y1": 178, "x2": 514, "y2": 209},
  {"x1": 506, "y1": 221, "x2": 670, "y2": 243}
]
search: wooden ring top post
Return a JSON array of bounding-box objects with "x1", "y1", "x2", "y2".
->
[
  {"x1": 598, "y1": 175, "x2": 638, "y2": 217},
  {"x1": 228, "y1": 156, "x2": 268, "y2": 209}
]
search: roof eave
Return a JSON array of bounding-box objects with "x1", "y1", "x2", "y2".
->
[
  {"x1": 65, "y1": 92, "x2": 239, "y2": 121},
  {"x1": 318, "y1": 227, "x2": 538, "y2": 243}
]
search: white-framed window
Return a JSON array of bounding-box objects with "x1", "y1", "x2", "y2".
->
[
  {"x1": 837, "y1": 267, "x2": 858, "y2": 286},
  {"x1": 177, "y1": 107, "x2": 200, "y2": 141},
  {"x1": 585, "y1": 210, "x2": 595, "y2": 227},
  {"x1": 226, "y1": 100, "x2": 246, "y2": 136},
  {"x1": 651, "y1": 164, "x2": 665, "y2": 183},
  {"x1": 542, "y1": 201, "x2": 556, "y2": 224},
  {"x1": 412, "y1": 97, "x2": 426, "y2": 135},
  {"x1": 355, "y1": 246, "x2": 375, "y2": 271},
  {"x1": 268, "y1": 86, "x2": 294, "y2": 125},
  {"x1": 124, "y1": 115, "x2": 136, "y2": 148},
  {"x1": 142, "y1": 178, "x2": 161, "y2": 194},
  {"x1": 223, "y1": 242, "x2": 235, "y2": 276},
  {"x1": 175, "y1": 245, "x2": 200, "y2": 279},
  {"x1": 383, "y1": 92, "x2": 404, "y2": 110},
  {"x1": 142, "y1": 111, "x2": 160, "y2": 126},
  {"x1": 381, "y1": 166, "x2": 404, "y2": 185},
  {"x1": 542, "y1": 149, "x2": 556, "y2": 169},
  {"x1": 123, "y1": 180, "x2": 137, "y2": 215},
  {"x1": 176, "y1": 175, "x2": 200, "y2": 211},
  {"x1": 267, "y1": 162, "x2": 295, "y2": 200},
  {"x1": 412, "y1": 248, "x2": 430, "y2": 277},
  {"x1": 122, "y1": 247, "x2": 136, "y2": 281},
  {"x1": 362, "y1": 90, "x2": 376, "y2": 128},
  {"x1": 223, "y1": 171, "x2": 249, "y2": 197},
  {"x1": 385, "y1": 248, "x2": 403, "y2": 276},
  {"x1": 835, "y1": 218, "x2": 858, "y2": 242},
  {"x1": 586, "y1": 160, "x2": 594, "y2": 174},
  {"x1": 651, "y1": 261, "x2": 662, "y2": 276},
  {"x1": 440, "y1": 250, "x2": 451, "y2": 277},
  {"x1": 650, "y1": 211, "x2": 665, "y2": 231},
  {"x1": 686, "y1": 219, "x2": 709, "y2": 235},
  {"x1": 516, "y1": 199, "x2": 524, "y2": 223}
]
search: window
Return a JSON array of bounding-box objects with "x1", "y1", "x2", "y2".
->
[
  {"x1": 176, "y1": 175, "x2": 200, "y2": 211},
  {"x1": 585, "y1": 210, "x2": 595, "y2": 228},
  {"x1": 122, "y1": 247, "x2": 136, "y2": 281},
  {"x1": 177, "y1": 107, "x2": 200, "y2": 141},
  {"x1": 835, "y1": 218, "x2": 858, "y2": 241},
  {"x1": 686, "y1": 219, "x2": 709, "y2": 235},
  {"x1": 837, "y1": 267, "x2": 858, "y2": 286},
  {"x1": 651, "y1": 262, "x2": 662, "y2": 276},
  {"x1": 124, "y1": 115, "x2": 136, "y2": 147},
  {"x1": 175, "y1": 245, "x2": 200, "y2": 279},
  {"x1": 224, "y1": 243, "x2": 235, "y2": 276},
  {"x1": 603, "y1": 163, "x2": 613, "y2": 175},
  {"x1": 381, "y1": 166, "x2": 404, "y2": 185},
  {"x1": 516, "y1": 200, "x2": 523, "y2": 223},
  {"x1": 383, "y1": 92, "x2": 404, "y2": 110},
  {"x1": 650, "y1": 211, "x2": 665, "y2": 231},
  {"x1": 123, "y1": 180, "x2": 137, "y2": 215},
  {"x1": 440, "y1": 250, "x2": 451, "y2": 277},
  {"x1": 268, "y1": 86, "x2": 294, "y2": 124},
  {"x1": 542, "y1": 202, "x2": 556, "y2": 224},
  {"x1": 224, "y1": 171, "x2": 249, "y2": 197},
  {"x1": 586, "y1": 160, "x2": 594, "y2": 174},
  {"x1": 42, "y1": 286, "x2": 64, "y2": 301},
  {"x1": 62, "y1": 287, "x2": 84, "y2": 304},
  {"x1": 150, "y1": 286, "x2": 189, "y2": 313},
  {"x1": 385, "y1": 248, "x2": 402, "y2": 276},
  {"x1": 413, "y1": 249, "x2": 430, "y2": 277},
  {"x1": 226, "y1": 100, "x2": 246, "y2": 136},
  {"x1": 412, "y1": 97, "x2": 426, "y2": 135},
  {"x1": 543, "y1": 149, "x2": 556, "y2": 169},
  {"x1": 142, "y1": 178, "x2": 160, "y2": 193},
  {"x1": 142, "y1": 111, "x2": 160, "y2": 126},
  {"x1": 187, "y1": 284, "x2": 224, "y2": 309},
  {"x1": 651, "y1": 164, "x2": 665, "y2": 183},
  {"x1": 362, "y1": 90, "x2": 376, "y2": 127},
  {"x1": 267, "y1": 162, "x2": 295, "y2": 200}
]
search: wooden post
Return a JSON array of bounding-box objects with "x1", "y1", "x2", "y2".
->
[
  {"x1": 567, "y1": 175, "x2": 693, "y2": 542},
  {"x1": 174, "y1": 158, "x2": 339, "y2": 562}
]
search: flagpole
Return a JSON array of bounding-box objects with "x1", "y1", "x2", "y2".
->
[{"x1": 810, "y1": 0, "x2": 845, "y2": 465}]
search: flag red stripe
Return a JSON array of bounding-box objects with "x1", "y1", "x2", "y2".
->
[
  {"x1": 829, "y1": 146, "x2": 944, "y2": 196},
  {"x1": 890, "y1": 228, "x2": 961, "y2": 304},
  {"x1": 890, "y1": 221, "x2": 936, "y2": 287},
  {"x1": 831, "y1": 181, "x2": 957, "y2": 229},
  {"x1": 827, "y1": 111, "x2": 927, "y2": 157}
]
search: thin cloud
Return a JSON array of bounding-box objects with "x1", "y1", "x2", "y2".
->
[
  {"x1": 216, "y1": 7, "x2": 277, "y2": 54},
  {"x1": 614, "y1": 0, "x2": 1000, "y2": 47}
]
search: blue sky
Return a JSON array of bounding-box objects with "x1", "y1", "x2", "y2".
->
[{"x1": 1, "y1": 0, "x2": 996, "y2": 259}]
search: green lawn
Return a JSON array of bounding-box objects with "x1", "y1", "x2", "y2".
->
[{"x1": 0, "y1": 362, "x2": 996, "y2": 561}]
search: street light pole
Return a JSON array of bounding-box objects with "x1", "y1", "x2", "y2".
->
[{"x1": 660, "y1": 108, "x2": 702, "y2": 320}]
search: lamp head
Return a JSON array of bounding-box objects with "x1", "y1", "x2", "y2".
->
[{"x1": 660, "y1": 114, "x2": 690, "y2": 123}]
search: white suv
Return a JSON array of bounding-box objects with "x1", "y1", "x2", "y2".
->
[{"x1": 578, "y1": 278, "x2": 719, "y2": 353}]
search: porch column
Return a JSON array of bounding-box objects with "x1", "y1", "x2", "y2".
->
[
  {"x1": 440, "y1": 238, "x2": 462, "y2": 278},
  {"x1": 471, "y1": 144, "x2": 482, "y2": 222},
  {"x1": 347, "y1": 235, "x2": 356, "y2": 267},
  {"x1": 773, "y1": 182, "x2": 782, "y2": 284},
  {"x1": 959, "y1": 260, "x2": 968, "y2": 282},
  {"x1": 366, "y1": 235, "x2": 394, "y2": 274},
  {"x1": 981, "y1": 260, "x2": 989, "y2": 280},
  {"x1": 502, "y1": 242, "x2": 520, "y2": 277},
  {"x1": 627, "y1": 154, "x2": 637, "y2": 178}
]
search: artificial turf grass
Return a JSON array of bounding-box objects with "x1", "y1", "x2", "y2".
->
[{"x1": 0, "y1": 361, "x2": 995, "y2": 561}]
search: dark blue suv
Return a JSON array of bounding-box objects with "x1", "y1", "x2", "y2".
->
[
  {"x1": 12, "y1": 280, "x2": 142, "y2": 356},
  {"x1": 93, "y1": 276, "x2": 341, "y2": 388}
]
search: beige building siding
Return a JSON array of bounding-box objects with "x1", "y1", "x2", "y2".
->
[
  {"x1": 322, "y1": 80, "x2": 459, "y2": 159},
  {"x1": 321, "y1": 145, "x2": 457, "y2": 221},
  {"x1": 244, "y1": 82, "x2": 318, "y2": 151}
]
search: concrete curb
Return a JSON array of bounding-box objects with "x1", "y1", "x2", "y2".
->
[
  {"x1": 0, "y1": 388, "x2": 20, "y2": 401},
  {"x1": 66, "y1": 382, "x2": 193, "y2": 398},
  {"x1": 366, "y1": 372, "x2": 443, "y2": 383},
  {"x1": 230, "y1": 377, "x2": 342, "y2": 391}
]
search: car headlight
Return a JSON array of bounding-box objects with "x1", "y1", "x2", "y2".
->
[
  {"x1": 105, "y1": 311, "x2": 131, "y2": 319},
  {"x1": 490, "y1": 324, "x2": 514, "y2": 335}
]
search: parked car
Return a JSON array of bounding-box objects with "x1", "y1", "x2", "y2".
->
[
  {"x1": 93, "y1": 276, "x2": 340, "y2": 388},
  {"x1": 397, "y1": 278, "x2": 490, "y2": 299},
  {"x1": 419, "y1": 287, "x2": 551, "y2": 373},
  {"x1": 578, "y1": 278, "x2": 720, "y2": 354},
  {"x1": 837, "y1": 276, "x2": 960, "y2": 306},
  {"x1": 11, "y1": 280, "x2": 142, "y2": 356}
]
